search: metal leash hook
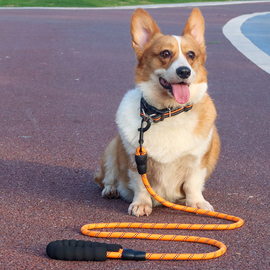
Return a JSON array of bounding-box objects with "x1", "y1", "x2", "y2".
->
[
  {"x1": 138, "y1": 117, "x2": 151, "y2": 149},
  {"x1": 135, "y1": 118, "x2": 151, "y2": 175}
]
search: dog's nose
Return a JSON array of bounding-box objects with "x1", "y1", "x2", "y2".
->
[{"x1": 176, "y1": 66, "x2": 191, "y2": 79}]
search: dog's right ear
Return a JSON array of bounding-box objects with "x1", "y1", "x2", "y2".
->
[{"x1": 130, "y1": 9, "x2": 161, "y2": 59}]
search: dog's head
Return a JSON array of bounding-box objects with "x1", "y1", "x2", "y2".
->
[{"x1": 130, "y1": 8, "x2": 207, "y2": 109}]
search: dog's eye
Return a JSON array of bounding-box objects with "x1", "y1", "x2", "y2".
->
[
  {"x1": 160, "y1": 50, "x2": 171, "y2": 59},
  {"x1": 187, "y1": 51, "x2": 195, "y2": 60}
]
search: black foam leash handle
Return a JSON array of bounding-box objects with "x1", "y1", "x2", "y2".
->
[{"x1": 46, "y1": 240, "x2": 122, "y2": 261}]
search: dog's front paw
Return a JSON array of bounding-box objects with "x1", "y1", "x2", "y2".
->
[
  {"x1": 102, "y1": 185, "x2": 120, "y2": 198},
  {"x1": 186, "y1": 200, "x2": 214, "y2": 211},
  {"x1": 128, "y1": 203, "x2": 152, "y2": 217}
]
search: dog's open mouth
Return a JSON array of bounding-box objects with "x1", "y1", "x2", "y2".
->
[{"x1": 159, "y1": 77, "x2": 190, "y2": 104}]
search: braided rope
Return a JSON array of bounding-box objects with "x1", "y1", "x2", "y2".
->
[{"x1": 81, "y1": 148, "x2": 244, "y2": 261}]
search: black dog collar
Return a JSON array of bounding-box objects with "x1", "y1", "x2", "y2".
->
[{"x1": 140, "y1": 97, "x2": 193, "y2": 123}]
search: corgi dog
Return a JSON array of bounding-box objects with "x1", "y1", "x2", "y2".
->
[{"x1": 95, "y1": 8, "x2": 220, "y2": 217}]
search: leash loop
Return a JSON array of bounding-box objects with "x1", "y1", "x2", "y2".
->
[
  {"x1": 81, "y1": 168, "x2": 244, "y2": 261},
  {"x1": 80, "y1": 148, "x2": 244, "y2": 261}
]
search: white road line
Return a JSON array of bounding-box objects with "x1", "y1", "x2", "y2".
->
[{"x1": 223, "y1": 12, "x2": 270, "y2": 74}]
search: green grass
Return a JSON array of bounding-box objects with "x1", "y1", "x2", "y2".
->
[{"x1": 0, "y1": 0, "x2": 240, "y2": 8}]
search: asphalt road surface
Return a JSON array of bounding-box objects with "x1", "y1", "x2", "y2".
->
[{"x1": 0, "y1": 2, "x2": 269, "y2": 269}]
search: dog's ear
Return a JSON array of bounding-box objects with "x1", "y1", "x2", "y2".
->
[
  {"x1": 130, "y1": 8, "x2": 161, "y2": 59},
  {"x1": 182, "y1": 8, "x2": 205, "y2": 50}
]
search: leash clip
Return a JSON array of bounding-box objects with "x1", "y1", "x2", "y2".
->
[{"x1": 138, "y1": 118, "x2": 151, "y2": 148}]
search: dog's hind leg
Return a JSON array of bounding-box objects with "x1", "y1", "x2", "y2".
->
[{"x1": 94, "y1": 136, "x2": 120, "y2": 198}]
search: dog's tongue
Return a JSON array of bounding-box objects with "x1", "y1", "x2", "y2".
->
[{"x1": 172, "y1": 84, "x2": 190, "y2": 104}]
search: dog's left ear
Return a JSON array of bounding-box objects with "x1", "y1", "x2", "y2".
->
[{"x1": 182, "y1": 8, "x2": 205, "y2": 50}]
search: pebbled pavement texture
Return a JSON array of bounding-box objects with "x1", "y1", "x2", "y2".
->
[{"x1": 0, "y1": 2, "x2": 269, "y2": 269}]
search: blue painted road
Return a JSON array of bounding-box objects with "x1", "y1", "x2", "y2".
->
[{"x1": 241, "y1": 13, "x2": 270, "y2": 56}]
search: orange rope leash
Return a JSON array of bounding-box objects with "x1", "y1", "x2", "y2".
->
[{"x1": 81, "y1": 147, "x2": 244, "y2": 261}]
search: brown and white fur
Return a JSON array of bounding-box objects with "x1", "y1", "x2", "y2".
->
[{"x1": 95, "y1": 8, "x2": 220, "y2": 217}]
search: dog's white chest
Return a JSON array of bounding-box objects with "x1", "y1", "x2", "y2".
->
[
  {"x1": 143, "y1": 115, "x2": 199, "y2": 163},
  {"x1": 116, "y1": 88, "x2": 204, "y2": 164}
]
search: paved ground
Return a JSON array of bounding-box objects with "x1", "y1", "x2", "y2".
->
[{"x1": 0, "y1": 2, "x2": 269, "y2": 270}]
